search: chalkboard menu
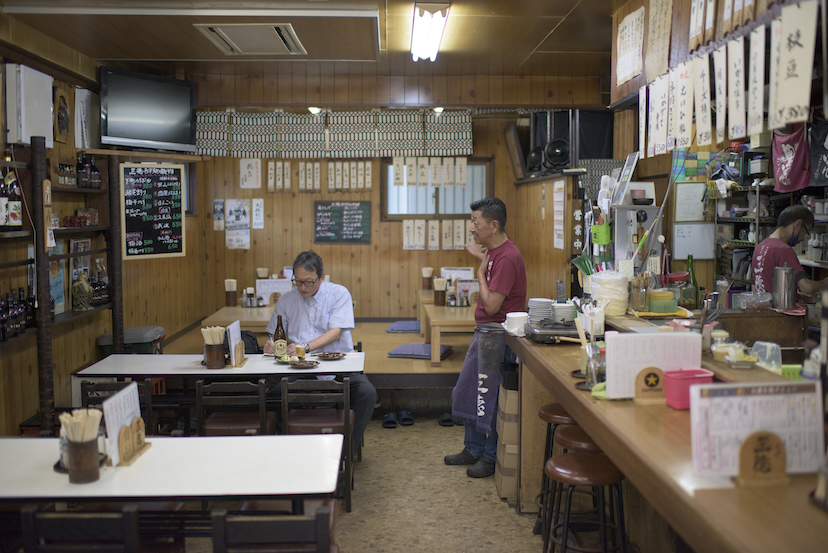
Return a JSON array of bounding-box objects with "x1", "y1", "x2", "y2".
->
[
  {"x1": 120, "y1": 163, "x2": 186, "y2": 259},
  {"x1": 314, "y1": 201, "x2": 371, "y2": 244}
]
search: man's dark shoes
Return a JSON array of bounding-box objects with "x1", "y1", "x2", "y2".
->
[
  {"x1": 444, "y1": 448, "x2": 479, "y2": 465},
  {"x1": 467, "y1": 456, "x2": 495, "y2": 478}
]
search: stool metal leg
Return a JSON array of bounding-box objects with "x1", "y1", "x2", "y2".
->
[
  {"x1": 597, "y1": 486, "x2": 607, "y2": 553},
  {"x1": 559, "y1": 484, "x2": 576, "y2": 553},
  {"x1": 613, "y1": 482, "x2": 627, "y2": 553}
]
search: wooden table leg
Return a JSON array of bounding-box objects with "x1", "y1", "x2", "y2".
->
[
  {"x1": 419, "y1": 302, "x2": 427, "y2": 337},
  {"x1": 431, "y1": 323, "x2": 442, "y2": 366}
]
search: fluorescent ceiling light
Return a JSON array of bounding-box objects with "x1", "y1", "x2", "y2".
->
[
  {"x1": 411, "y1": 3, "x2": 449, "y2": 62},
  {"x1": 308, "y1": 107, "x2": 322, "y2": 114}
]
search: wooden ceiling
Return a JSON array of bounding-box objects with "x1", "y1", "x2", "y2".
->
[{"x1": 1, "y1": 0, "x2": 614, "y2": 80}]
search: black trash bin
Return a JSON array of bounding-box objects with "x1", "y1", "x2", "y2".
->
[{"x1": 97, "y1": 326, "x2": 166, "y2": 355}]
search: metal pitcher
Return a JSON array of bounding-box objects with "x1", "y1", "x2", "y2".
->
[{"x1": 772, "y1": 264, "x2": 796, "y2": 309}]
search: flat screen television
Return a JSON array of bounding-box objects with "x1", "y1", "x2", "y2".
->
[{"x1": 100, "y1": 66, "x2": 197, "y2": 153}]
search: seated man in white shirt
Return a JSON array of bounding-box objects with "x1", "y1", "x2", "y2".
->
[{"x1": 264, "y1": 251, "x2": 377, "y2": 449}]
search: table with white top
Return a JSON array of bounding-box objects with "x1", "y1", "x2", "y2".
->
[
  {"x1": 76, "y1": 353, "x2": 365, "y2": 379},
  {"x1": 0, "y1": 435, "x2": 342, "y2": 535}
]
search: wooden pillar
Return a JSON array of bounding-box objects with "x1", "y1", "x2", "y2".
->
[
  {"x1": 32, "y1": 136, "x2": 53, "y2": 435},
  {"x1": 107, "y1": 155, "x2": 124, "y2": 353}
]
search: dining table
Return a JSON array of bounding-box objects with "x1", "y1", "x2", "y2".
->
[
  {"x1": 201, "y1": 306, "x2": 273, "y2": 333},
  {"x1": 422, "y1": 304, "x2": 476, "y2": 366},
  {"x1": 416, "y1": 289, "x2": 434, "y2": 336},
  {"x1": 0, "y1": 434, "x2": 343, "y2": 535}
]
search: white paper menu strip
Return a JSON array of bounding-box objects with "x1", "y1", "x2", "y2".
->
[
  {"x1": 298, "y1": 161, "x2": 306, "y2": 190},
  {"x1": 775, "y1": 0, "x2": 819, "y2": 126},
  {"x1": 365, "y1": 161, "x2": 372, "y2": 189},
  {"x1": 327, "y1": 162, "x2": 335, "y2": 190},
  {"x1": 283, "y1": 161, "x2": 291, "y2": 189},
  {"x1": 748, "y1": 25, "x2": 766, "y2": 137},
  {"x1": 693, "y1": 54, "x2": 713, "y2": 146},
  {"x1": 405, "y1": 157, "x2": 416, "y2": 185},
  {"x1": 455, "y1": 157, "x2": 467, "y2": 187},
  {"x1": 103, "y1": 382, "x2": 141, "y2": 467},
  {"x1": 403, "y1": 220, "x2": 415, "y2": 250},
  {"x1": 417, "y1": 157, "x2": 429, "y2": 187},
  {"x1": 768, "y1": 18, "x2": 783, "y2": 130},
  {"x1": 453, "y1": 220, "x2": 466, "y2": 250},
  {"x1": 652, "y1": 75, "x2": 669, "y2": 156},
  {"x1": 690, "y1": 381, "x2": 825, "y2": 477},
  {"x1": 393, "y1": 157, "x2": 404, "y2": 186},
  {"x1": 413, "y1": 219, "x2": 426, "y2": 250},
  {"x1": 675, "y1": 61, "x2": 694, "y2": 149},
  {"x1": 443, "y1": 157, "x2": 455, "y2": 187},
  {"x1": 430, "y1": 157, "x2": 442, "y2": 187},
  {"x1": 308, "y1": 162, "x2": 315, "y2": 192},
  {"x1": 713, "y1": 45, "x2": 727, "y2": 146},
  {"x1": 428, "y1": 220, "x2": 440, "y2": 250},
  {"x1": 639, "y1": 86, "x2": 647, "y2": 158},
  {"x1": 617, "y1": 6, "x2": 645, "y2": 85},
  {"x1": 442, "y1": 220, "x2": 454, "y2": 250},
  {"x1": 605, "y1": 331, "x2": 702, "y2": 399},
  {"x1": 647, "y1": 81, "x2": 656, "y2": 158},
  {"x1": 727, "y1": 37, "x2": 747, "y2": 140},
  {"x1": 667, "y1": 68, "x2": 677, "y2": 151}
]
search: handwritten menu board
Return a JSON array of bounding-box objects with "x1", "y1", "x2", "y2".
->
[
  {"x1": 120, "y1": 163, "x2": 186, "y2": 259},
  {"x1": 314, "y1": 201, "x2": 371, "y2": 244}
]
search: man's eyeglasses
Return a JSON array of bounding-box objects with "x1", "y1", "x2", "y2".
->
[{"x1": 292, "y1": 277, "x2": 320, "y2": 288}]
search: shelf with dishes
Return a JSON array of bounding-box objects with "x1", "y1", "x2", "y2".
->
[
  {"x1": 717, "y1": 239, "x2": 756, "y2": 248},
  {"x1": 798, "y1": 257, "x2": 828, "y2": 269}
]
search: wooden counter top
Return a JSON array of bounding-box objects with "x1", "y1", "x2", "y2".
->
[{"x1": 508, "y1": 335, "x2": 827, "y2": 553}]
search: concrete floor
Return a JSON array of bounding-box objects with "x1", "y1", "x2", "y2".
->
[{"x1": 184, "y1": 417, "x2": 542, "y2": 553}]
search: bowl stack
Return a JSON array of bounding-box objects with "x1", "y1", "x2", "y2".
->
[
  {"x1": 505, "y1": 311, "x2": 528, "y2": 334},
  {"x1": 528, "y1": 298, "x2": 553, "y2": 324},
  {"x1": 552, "y1": 302, "x2": 577, "y2": 324}
]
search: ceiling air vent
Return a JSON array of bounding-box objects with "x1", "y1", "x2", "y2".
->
[{"x1": 194, "y1": 23, "x2": 307, "y2": 56}]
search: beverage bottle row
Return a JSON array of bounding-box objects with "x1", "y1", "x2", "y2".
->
[
  {"x1": 76, "y1": 151, "x2": 101, "y2": 189},
  {"x1": 0, "y1": 286, "x2": 35, "y2": 341},
  {"x1": 0, "y1": 168, "x2": 23, "y2": 232}
]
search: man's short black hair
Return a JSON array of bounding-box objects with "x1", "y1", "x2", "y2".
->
[
  {"x1": 470, "y1": 197, "x2": 507, "y2": 231},
  {"x1": 777, "y1": 205, "x2": 814, "y2": 230},
  {"x1": 293, "y1": 251, "x2": 324, "y2": 277}
]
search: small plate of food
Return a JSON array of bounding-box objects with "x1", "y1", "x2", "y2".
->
[
  {"x1": 289, "y1": 359, "x2": 320, "y2": 369},
  {"x1": 314, "y1": 352, "x2": 346, "y2": 361},
  {"x1": 275, "y1": 354, "x2": 298, "y2": 365}
]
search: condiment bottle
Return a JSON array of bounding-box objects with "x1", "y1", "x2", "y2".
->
[{"x1": 686, "y1": 254, "x2": 699, "y2": 310}]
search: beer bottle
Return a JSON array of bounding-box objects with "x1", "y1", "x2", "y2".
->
[{"x1": 274, "y1": 315, "x2": 287, "y2": 358}]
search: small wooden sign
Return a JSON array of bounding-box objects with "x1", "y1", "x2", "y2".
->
[
  {"x1": 735, "y1": 431, "x2": 790, "y2": 487},
  {"x1": 231, "y1": 341, "x2": 248, "y2": 368},
  {"x1": 634, "y1": 367, "x2": 666, "y2": 405},
  {"x1": 117, "y1": 416, "x2": 152, "y2": 467}
]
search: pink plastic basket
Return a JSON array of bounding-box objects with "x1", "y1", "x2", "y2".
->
[{"x1": 664, "y1": 369, "x2": 714, "y2": 410}]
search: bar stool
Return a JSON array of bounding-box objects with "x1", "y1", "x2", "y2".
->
[
  {"x1": 535, "y1": 404, "x2": 577, "y2": 536},
  {"x1": 542, "y1": 425, "x2": 603, "y2": 551},
  {"x1": 544, "y1": 452, "x2": 626, "y2": 553}
]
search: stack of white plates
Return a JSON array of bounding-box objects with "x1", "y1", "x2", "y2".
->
[
  {"x1": 528, "y1": 298, "x2": 553, "y2": 324},
  {"x1": 552, "y1": 302, "x2": 577, "y2": 323},
  {"x1": 505, "y1": 311, "x2": 528, "y2": 334}
]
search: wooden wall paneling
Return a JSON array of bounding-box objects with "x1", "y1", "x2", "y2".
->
[
  {"x1": 307, "y1": 63, "x2": 322, "y2": 106},
  {"x1": 585, "y1": 76, "x2": 601, "y2": 106},
  {"x1": 545, "y1": 76, "x2": 560, "y2": 106},
  {"x1": 461, "y1": 75, "x2": 476, "y2": 105},
  {"x1": 235, "y1": 70, "x2": 251, "y2": 106},
  {"x1": 501, "y1": 76, "x2": 517, "y2": 105},
  {"x1": 530, "y1": 76, "x2": 545, "y2": 105},
  {"x1": 362, "y1": 66, "x2": 377, "y2": 105},
  {"x1": 332, "y1": 63, "x2": 348, "y2": 105},
  {"x1": 419, "y1": 75, "x2": 434, "y2": 106},
  {"x1": 248, "y1": 65, "x2": 264, "y2": 106},
  {"x1": 347, "y1": 65, "x2": 362, "y2": 106},
  {"x1": 292, "y1": 64, "x2": 308, "y2": 105},
  {"x1": 191, "y1": 73, "x2": 208, "y2": 105},
  {"x1": 489, "y1": 75, "x2": 503, "y2": 105},
  {"x1": 559, "y1": 76, "x2": 574, "y2": 106},
  {"x1": 516, "y1": 75, "x2": 531, "y2": 105},
  {"x1": 572, "y1": 76, "x2": 587, "y2": 105},
  {"x1": 432, "y1": 76, "x2": 448, "y2": 105},
  {"x1": 474, "y1": 76, "x2": 489, "y2": 105},
  {"x1": 376, "y1": 76, "x2": 391, "y2": 105},
  {"x1": 221, "y1": 73, "x2": 236, "y2": 105},
  {"x1": 389, "y1": 76, "x2": 405, "y2": 105},
  {"x1": 277, "y1": 64, "x2": 292, "y2": 105},
  {"x1": 447, "y1": 76, "x2": 462, "y2": 105},
  {"x1": 262, "y1": 70, "x2": 277, "y2": 106},
  {"x1": 206, "y1": 74, "x2": 221, "y2": 105},
  {"x1": 405, "y1": 75, "x2": 419, "y2": 105}
]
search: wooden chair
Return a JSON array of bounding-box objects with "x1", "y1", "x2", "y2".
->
[
  {"x1": 81, "y1": 380, "x2": 154, "y2": 435},
  {"x1": 211, "y1": 507, "x2": 332, "y2": 553},
  {"x1": 280, "y1": 377, "x2": 354, "y2": 512},
  {"x1": 196, "y1": 379, "x2": 276, "y2": 436},
  {"x1": 22, "y1": 504, "x2": 140, "y2": 553}
]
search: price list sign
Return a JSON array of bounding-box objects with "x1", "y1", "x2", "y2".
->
[
  {"x1": 314, "y1": 201, "x2": 371, "y2": 244},
  {"x1": 120, "y1": 163, "x2": 186, "y2": 259}
]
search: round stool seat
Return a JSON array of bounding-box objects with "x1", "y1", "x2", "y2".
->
[
  {"x1": 555, "y1": 425, "x2": 602, "y2": 453},
  {"x1": 538, "y1": 403, "x2": 576, "y2": 425},
  {"x1": 545, "y1": 452, "x2": 623, "y2": 487}
]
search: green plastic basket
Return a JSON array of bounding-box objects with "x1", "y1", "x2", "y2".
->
[{"x1": 781, "y1": 364, "x2": 802, "y2": 381}]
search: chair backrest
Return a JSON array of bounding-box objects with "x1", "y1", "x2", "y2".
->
[
  {"x1": 211, "y1": 507, "x2": 330, "y2": 553},
  {"x1": 196, "y1": 379, "x2": 269, "y2": 436},
  {"x1": 21, "y1": 504, "x2": 140, "y2": 553},
  {"x1": 279, "y1": 377, "x2": 350, "y2": 431},
  {"x1": 80, "y1": 380, "x2": 153, "y2": 435}
]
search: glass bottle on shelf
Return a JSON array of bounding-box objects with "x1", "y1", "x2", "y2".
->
[
  {"x1": 0, "y1": 169, "x2": 8, "y2": 231},
  {"x1": 25, "y1": 286, "x2": 35, "y2": 328},
  {"x1": 76, "y1": 151, "x2": 89, "y2": 188},
  {"x1": 6, "y1": 169, "x2": 22, "y2": 229},
  {"x1": 686, "y1": 254, "x2": 700, "y2": 310},
  {"x1": 0, "y1": 292, "x2": 7, "y2": 341},
  {"x1": 7, "y1": 290, "x2": 17, "y2": 337},
  {"x1": 89, "y1": 156, "x2": 101, "y2": 189},
  {"x1": 100, "y1": 272, "x2": 110, "y2": 304},
  {"x1": 18, "y1": 287, "x2": 29, "y2": 329}
]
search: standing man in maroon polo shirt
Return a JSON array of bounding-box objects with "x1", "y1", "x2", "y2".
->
[{"x1": 444, "y1": 197, "x2": 527, "y2": 478}]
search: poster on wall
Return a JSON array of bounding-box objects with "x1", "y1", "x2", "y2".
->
[
  {"x1": 240, "y1": 159, "x2": 261, "y2": 189},
  {"x1": 213, "y1": 199, "x2": 224, "y2": 231},
  {"x1": 48, "y1": 242, "x2": 65, "y2": 315},
  {"x1": 225, "y1": 199, "x2": 251, "y2": 249}
]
